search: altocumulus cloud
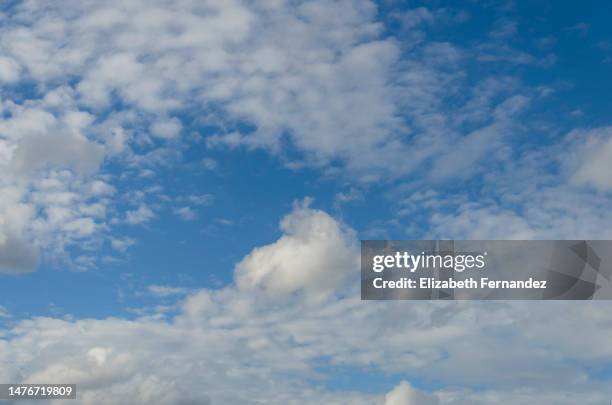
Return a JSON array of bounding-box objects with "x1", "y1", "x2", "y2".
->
[
  {"x1": 0, "y1": 0, "x2": 611, "y2": 270},
  {"x1": 0, "y1": 0, "x2": 416, "y2": 271},
  {"x1": 1, "y1": 203, "x2": 612, "y2": 404}
]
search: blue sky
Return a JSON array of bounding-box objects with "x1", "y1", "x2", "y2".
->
[{"x1": 1, "y1": 0, "x2": 612, "y2": 404}]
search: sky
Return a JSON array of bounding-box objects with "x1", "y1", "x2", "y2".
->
[{"x1": 0, "y1": 0, "x2": 612, "y2": 404}]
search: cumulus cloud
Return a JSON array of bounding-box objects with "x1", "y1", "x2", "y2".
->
[
  {"x1": 124, "y1": 206, "x2": 154, "y2": 225},
  {"x1": 384, "y1": 381, "x2": 439, "y2": 405},
  {"x1": 0, "y1": 55, "x2": 21, "y2": 83},
  {"x1": 0, "y1": 89, "x2": 115, "y2": 270},
  {"x1": 0, "y1": 203, "x2": 611, "y2": 403},
  {"x1": 1, "y1": 221, "x2": 612, "y2": 403},
  {"x1": 150, "y1": 118, "x2": 182, "y2": 140},
  {"x1": 568, "y1": 127, "x2": 612, "y2": 192},
  {"x1": 110, "y1": 237, "x2": 136, "y2": 253},
  {"x1": 0, "y1": 195, "x2": 38, "y2": 273},
  {"x1": 235, "y1": 199, "x2": 358, "y2": 301}
]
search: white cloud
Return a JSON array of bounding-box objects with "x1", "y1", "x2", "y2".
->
[
  {"x1": 111, "y1": 237, "x2": 136, "y2": 253},
  {"x1": 150, "y1": 118, "x2": 182, "y2": 140},
  {"x1": 174, "y1": 206, "x2": 197, "y2": 221},
  {"x1": 147, "y1": 285, "x2": 188, "y2": 298},
  {"x1": 334, "y1": 187, "x2": 363, "y2": 207},
  {"x1": 186, "y1": 194, "x2": 213, "y2": 206},
  {"x1": 0, "y1": 0, "x2": 583, "y2": 272},
  {"x1": 0, "y1": 200, "x2": 38, "y2": 273},
  {"x1": 0, "y1": 89, "x2": 115, "y2": 271},
  {"x1": 125, "y1": 205, "x2": 154, "y2": 225},
  {"x1": 88, "y1": 180, "x2": 116, "y2": 196},
  {"x1": 235, "y1": 199, "x2": 358, "y2": 301},
  {"x1": 0, "y1": 55, "x2": 21, "y2": 83},
  {"x1": 0, "y1": 203, "x2": 612, "y2": 403},
  {"x1": 568, "y1": 127, "x2": 612, "y2": 192},
  {"x1": 6, "y1": 109, "x2": 104, "y2": 176},
  {"x1": 0, "y1": 0, "x2": 542, "y2": 182},
  {"x1": 0, "y1": 2, "x2": 609, "y2": 402},
  {"x1": 384, "y1": 381, "x2": 439, "y2": 405}
]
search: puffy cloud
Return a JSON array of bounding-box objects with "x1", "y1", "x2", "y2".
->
[
  {"x1": 0, "y1": 0, "x2": 544, "y2": 182},
  {"x1": 391, "y1": 121, "x2": 612, "y2": 243},
  {"x1": 0, "y1": 55, "x2": 21, "y2": 83},
  {"x1": 0, "y1": 0, "x2": 407, "y2": 270},
  {"x1": 569, "y1": 127, "x2": 612, "y2": 192},
  {"x1": 12, "y1": 130, "x2": 104, "y2": 176},
  {"x1": 150, "y1": 118, "x2": 182, "y2": 140},
  {"x1": 0, "y1": 231, "x2": 39, "y2": 273},
  {"x1": 0, "y1": 89, "x2": 115, "y2": 271},
  {"x1": 235, "y1": 199, "x2": 358, "y2": 301},
  {"x1": 0, "y1": 192, "x2": 38, "y2": 273},
  {"x1": 384, "y1": 381, "x2": 439, "y2": 405},
  {"x1": 0, "y1": 1, "x2": 610, "y2": 402},
  {"x1": 110, "y1": 237, "x2": 135, "y2": 253},
  {"x1": 0, "y1": 204, "x2": 612, "y2": 403},
  {"x1": 0, "y1": 0, "x2": 589, "y2": 271},
  {"x1": 125, "y1": 205, "x2": 155, "y2": 225}
]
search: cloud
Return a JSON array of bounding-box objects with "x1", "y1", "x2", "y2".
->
[
  {"x1": 0, "y1": 199, "x2": 38, "y2": 273},
  {"x1": 201, "y1": 158, "x2": 218, "y2": 171},
  {"x1": 0, "y1": 89, "x2": 117, "y2": 270},
  {"x1": 111, "y1": 237, "x2": 136, "y2": 253},
  {"x1": 186, "y1": 194, "x2": 213, "y2": 206},
  {"x1": 12, "y1": 131, "x2": 105, "y2": 176},
  {"x1": 150, "y1": 118, "x2": 182, "y2": 140},
  {"x1": 0, "y1": 55, "x2": 21, "y2": 83},
  {"x1": 568, "y1": 127, "x2": 612, "y2": 192},
  {"x1": 0, "y1": 1, "x2": 610, "y2": 401},
  {"x1": 0, "y1": 0, "x2": 415, "y2": 270},
  {"x1": 388, "y1": 119, "x2": 612, "y2": 243},
  {"x1": 0, "y1": 202, "x2": 612, "y2": 403},
  {"x1": 0, "y1": 305, "x2": 9, "y2": 319},
  {"x1": 125, "y1": 205, "x2": 155, "y2": 225},
  {"x1": 0, "y1": 0, "x2": 580, "y2": 272},
  {"x1": 384, "y1": 381, "x2": 439, "y2": 405},
  {"x1": 174, "y1": 206, "x2": 197, "y2": 221},
  {"x1": 334, "y1": 187, "x2": 364, "y2": 208},
  {"x1": 0, "y1": 0, "x2": 546, "y2": 183},
  {"x1": 235, "y1": 199, "x2": 358, "y2": 301},
  {"x1": 147, "y1": 285, "x2": 188, "y2": 298}
]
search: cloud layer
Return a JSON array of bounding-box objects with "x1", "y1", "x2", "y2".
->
[
  {"x1": 2, "y1": 203, "x2": 612, "y2": 404},
  {"x1": 1, "y1": 0, "x2": 611, "y2": 271}
]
